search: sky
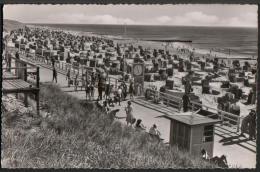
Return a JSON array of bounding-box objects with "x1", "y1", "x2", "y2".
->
[{"x1": 3, "y1": 4, "x2": 258, "y2": 27}]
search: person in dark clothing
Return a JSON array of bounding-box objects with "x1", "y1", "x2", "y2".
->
[
  {"x1": 66, "y1": 69, "x2": 71, "y2": 87},
  {"x1": 85, "y1": 83, "x2": 91, "y2": 101},
  {"x1": 51, "y1": 57, "x2": 55, "y2": 67},
  {"x1": 104, "y1": 81, "x2": 110, "y2": 100},
  {"x1": 91, "y1": 72, "x2": 96, "y2": 85},
  {"x1": 182, "y1": 93, "x2": 190, "y2": 112},
  {"x1": 15, "y1": 51, "x2": 20, "y2": 59},
  {"x1": 52, "y1": 67, "x2": 57, "y2": 83},
  {"x1": 90, "y1": 83, "x2": 95, "y2": 99},
  {"x1": 98, "y1": 79, "x2": 103, "y2": 100},
  {"x1": 246, "y1": 90, "x2": 253, "y2": 105},
  {"x1": 122, "y1": 82, "x2": 128, "y2": 100},
  {"x1": 129, "y1": 82, "x2": 134, "y2": 100},
  {"x1": 248, "y1": 110, "x2": 256, "y2": 140}
]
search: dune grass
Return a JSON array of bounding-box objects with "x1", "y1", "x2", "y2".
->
[{"x1": 1, "y1": 84, "x2": 217, "y2": 168}]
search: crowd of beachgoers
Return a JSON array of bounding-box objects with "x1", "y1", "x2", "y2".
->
[{"x1": 3, "y1": 25, "x2": 257, "y2": 142}]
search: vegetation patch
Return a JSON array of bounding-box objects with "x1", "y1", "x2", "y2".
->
[{"x1": 1, "y1": 84, "x2": 217, "y2": 168}]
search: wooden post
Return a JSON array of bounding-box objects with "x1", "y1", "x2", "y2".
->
[
  {"x1": 178, "y1": 103, "x2": 182, "y2": 112},
  {"x1": 167, "y1": 98, "x2": 169, "y2": 107},
  {"x1": 15, "y1": 59, "x2": 18, "y2": 76},
  {"x1": 82, "y1": 66, "x2": 84, "y2": 77},
  {"x1": 237, "y1": 117, "x2": 240, "y2": 132},
  {"x1": 36, "y1": 92, "x2": 40, "y2": 116},
  {"x1": 220, "y1": 111, "x2": 224, "y2": 126},
  {"x1": 7, "y1": 53, "x2": 11, "y2": 72},
  {"x1": 24, "y1": 63, "x2": 27, "y2": 81},
  {"x1": 36, "y1": 67, "x2": 40, "y2": 88},
  {"x1": 24, "y1": 93, "x2": 28, "y2": 107}
]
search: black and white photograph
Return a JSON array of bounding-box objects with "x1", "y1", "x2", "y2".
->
[{"x1": 1, "y1": 3, "x2": 258, "y2": 169}]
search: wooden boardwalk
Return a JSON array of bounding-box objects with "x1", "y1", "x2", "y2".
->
[
  {"x1": 2, "y1": 77, "x2": 38, "y2": 94},
  {"x1": 3, "y1": 52, "x2": 40, "y2": 115}
]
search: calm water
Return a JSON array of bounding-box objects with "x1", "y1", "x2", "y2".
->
[{"x1": 33, "y1": 24, "x2": 258, "y2": 57}]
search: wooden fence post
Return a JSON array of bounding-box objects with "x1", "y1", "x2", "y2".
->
[
  {"x1": 178, "y1": 102, "x2": 182, "y2": 112},
  {"x1": 36, "y1": 67, "x2": 40, "y2": 88},
  {"x1": 36, "y1": 92, "x2": 40, "y2": 116},
  {"x1": 7, "y1": 53, "x2": 11, "y2": 72},
  {"x1": 24, "y1": 63, "x2": 27, "y2": 81},
  {"x1": 237, "y1": 117, "x2": 240, "y2": 132},
  {"x1": 221, "y1": 112, "x2": 224, "y2": 126}
]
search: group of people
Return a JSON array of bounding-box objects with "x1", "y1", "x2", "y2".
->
[{"x1": 98, "y1": 100, "x2": 162, "y2": 141}]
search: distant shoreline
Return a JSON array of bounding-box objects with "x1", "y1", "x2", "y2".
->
[
  {"x1": 26, "y1": 22, "x2": 258, "y2": 29},
  {"x1": 26, "y1": 24, "x2": 257, "y2": 63}
]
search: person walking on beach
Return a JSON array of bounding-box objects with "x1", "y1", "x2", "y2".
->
[
  {"x1": 52, "y1": 67, "x2": 57, "y2": 83},
  {"x1": 122, "y1": 82, "x2": 128, "y2": 100},
  {"x1": 182, "y1": 93, "x2": 190, "y2": 112},
  {"x1": 249, "y1": 110, "x2": 256, "y2": 140},
  {"x1": 91, "y1": 72, "x2": 96, "y2": 86},
  {"x1": 15, "y1": 51, "x2": 20, "y2": 60},
  {"x1": 66, "y1": 69, "x2": 71, "y2": 87},
  {"x1": 125, "y1": 101, "x2": 134, "y2": 126},
  {"x1": 51, "y1": 56, "x2": 55, "y2": 67},
  {"x1": 81, "y1": 74, "x2": 86, "y2": 91},
  {"x1": 74, "y1": 72, "x2": 79, "y2": 91},
  {"x1": 90, "y1": 83, "x2": 95, "y2": 99},
  {"x1": 240, "y1": 111, "x2": 251, "y2": 137},
  {"x1": 85, "y1": 83, "x2": 91, "y2": 101},
  {"x1": 129, "y1": 81, "x2": 134, "y2": 100},
  {"x1": 117, "y1": 86, "x2": 122, "y2": 106},
  {"x1": 98, "y1": 78, "x2": 103, "y2": 100},
  {"x1": 104, "y1": 81, "x2": 110, "y2": 100}
]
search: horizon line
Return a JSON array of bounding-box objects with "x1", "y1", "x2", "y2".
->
[
  {"x1": 26, "y1": 22, "x2": 257, "y2": 29},
  {"x1": 4, "y1": 19, "x2": 257, "y2": 29}
]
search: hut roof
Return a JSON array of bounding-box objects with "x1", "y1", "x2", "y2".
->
[{"x1": 161, "y1": 112, "x2": 220, "y2": 126}]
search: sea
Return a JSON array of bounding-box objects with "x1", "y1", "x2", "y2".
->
[{"x1": 33, "y1": 24, "x2": 258, "y2": 58}]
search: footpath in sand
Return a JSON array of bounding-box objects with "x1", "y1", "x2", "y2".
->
[{"x1": 38, "y1": 65, "x2": 256, "y2": 168}]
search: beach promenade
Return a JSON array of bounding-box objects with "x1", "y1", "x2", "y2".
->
[{"x1": 33, "y1": 59, "x2": 256, "y2": 168}]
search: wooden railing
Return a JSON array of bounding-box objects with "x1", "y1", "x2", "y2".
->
[
  {"x1": 23, "y1": 51, "x2": 129, "y2": 89},
  {"x1": 5, "y1": 53, "x2": 40, "y2": 89},
  {"x1": 145, "y1": 88, "x2": 242, "y2": 132}
]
